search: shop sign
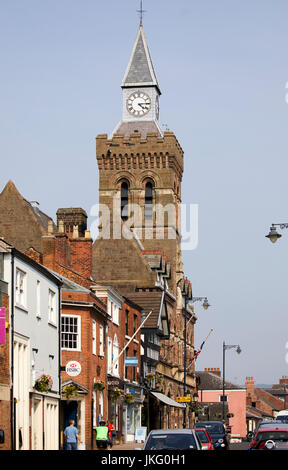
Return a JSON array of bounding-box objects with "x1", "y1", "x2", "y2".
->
[
  {"x1": 176, "y1": 396, "x2": 191, "y2": 403},
  {"x1": 65, "y1": 360, "x2": 81, "y2": 377},
  {"x1": 124, "y1": 356, "x2": 138, "y2": 367}
]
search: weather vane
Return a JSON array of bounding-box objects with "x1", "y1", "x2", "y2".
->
[{"x1": 137, "y1": 0, "x2": 146, "y2": 26}]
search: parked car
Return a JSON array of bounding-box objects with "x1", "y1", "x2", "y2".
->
[
  {"x1": 194, "y1": 421, "x2": 229, "y2": 450},
  {"x1": 249, "y1": 424, "x2": 288, "y2": 450},
  {"x1": 194, "y1": 428, "x2": 214, "y2": 450},
  {"x1": 247, "y1": 419, "x2": 276, "y2": 441},
  {"x1": 141, "y1": 429, "x2": 202, "y2": 450}
]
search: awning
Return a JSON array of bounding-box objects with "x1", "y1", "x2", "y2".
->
[{"x1": 150, "y1": 391, "x2": 186, "y2": 409}]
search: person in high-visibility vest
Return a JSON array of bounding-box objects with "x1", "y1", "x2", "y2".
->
[{"x1": 96, "y1": 420, "x2": 109, "y2": 449}]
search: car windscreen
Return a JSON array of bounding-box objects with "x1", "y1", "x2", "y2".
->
[
  {"x1": 257, "y1": 431, "x2": 288, "y2": 442},
  {"x1": 195, "y1": 430, "x2": 209, "y2": 443},
  {"x1": 145, "y1": 433, "x2": 198, "y2": 450},
  {"x1": 196, "y1": 424, "x2": 224, "y2": 434}
]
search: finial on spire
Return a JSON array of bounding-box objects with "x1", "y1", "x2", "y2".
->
[{"x1": 137, "y1": 0, "x2": 146, "y2": 26}]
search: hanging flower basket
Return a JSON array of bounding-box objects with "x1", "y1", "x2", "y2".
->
[
  {"x1": 34, "y1": 374, "x2": 53, "y2": 393},
  {"x1": 124, "y1": 392, "x2": 135, "y2": 404},
  {"x1": 227, "y1": 413, "x2": 234, "y2": 418},
  {"x1": 146, "y1": 373, "x2": 155, "y2": 382},
  {"x1": 63, "y1": 384, "x2": 78, "y2": 400},
  {"x1": 93, "y1": 380, "x2": 105, "y2": 392},
  {"x1": 156, "y1": 373, "x2": 163, "y2": 385},
  {"x1": 111, "y1": 387, "x2": 123, "y2": 402}
]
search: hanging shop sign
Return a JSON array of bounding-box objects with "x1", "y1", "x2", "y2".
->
[{"x1": 65, "y1": 360, "x2": 81, "y2": 377}]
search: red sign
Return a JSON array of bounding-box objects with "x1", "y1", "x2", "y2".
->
[{"x1": 0, "y1": 308, "x2": 5, "y2": 345}]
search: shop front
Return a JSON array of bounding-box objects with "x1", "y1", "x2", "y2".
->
[
  {"x1": 123, "y1": 384, "x2": 143, "y2": 442},
  {"x1": 107, "y1": 376, "x2": 125, "y2": 443}
]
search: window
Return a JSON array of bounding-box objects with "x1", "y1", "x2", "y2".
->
[
  {"x1": 36, "y1": 280, "x2": 41, "y2": 317},
  {"x1": 61, "y1": 315, "x2": 81, "y2": 350},
  {"x1": 112, "y1": 303, "x2": 119, "y2": 325},
  {"x1": 125, "y1": 310, "x2": 129, "y2": 336},
  {"x1": 92, "y1": 320, "x2": 97, "y2": 355},
  {"x1": 133, "y1": 349, "x2": 137, "y2": 381},
  {"x1": 121, "y1": 182, "x2": 129, "y2": 221},
  {"x1": 48, "y1": 289, "x2": 56, "y2": 324},
  {"x1": 133, "y1": 314, "x2": 137, "y2": 334},
  {"x1": 99, "y1": 324, "x2": 104, "y2": 356},
  {"x1": 220, "y1": 395, "x2": 228, "y2": 402},
  {"x1": 107, "y1": 337, "x2": 113, "y2": 373},
  {"x1": 113, "y1": 334, "x2": 119, "y2": 376},
  {"x1": 145, "y1": 181, "x2": 153, "y2": 221},
  {"x1": 15, "y1": 268, "x2": 26, "y2": 307}
]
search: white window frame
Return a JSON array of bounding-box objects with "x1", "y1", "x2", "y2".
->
[
  {"x1": 219, "y1": 395, "x2": 228, "y2": 402},
  {"x1": 36, "y1": 280, "x2": 41, "y2": 318},
  {"x1": 99, "y1": 324, "x2": 104, "y2": 357},
  {"x1": 107, "y1": 337, "x2": 113, "y2": 373},
  {"x1": 61, "y1": 315, "x2": 81, "y2": 351},
  {"x1": 15, "y1": 268, "x2": 26, "y2": 308},
  {"x1": 112, "y1": 303, "x2": 119, "y2": 325},
  {"x1": 113, "y1": 334, "x2": 119, "y2": 376},
  {"x1": 92, "y1": 320, "x2": 97, "y2": 355},
  {"x1": 48, "y1": 289, "x2": 56, "y2": 325}
]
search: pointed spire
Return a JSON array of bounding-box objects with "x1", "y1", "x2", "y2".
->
[{"x1": 122, "y1": 24, "x2": 161, "y2": 94}]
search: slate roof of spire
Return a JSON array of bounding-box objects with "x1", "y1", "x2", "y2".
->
[{"x1": 122, "y1": 25, "x2": 161, "y2": 94}]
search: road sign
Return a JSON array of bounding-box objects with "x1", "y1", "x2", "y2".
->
[{"x1": 176, "y1": 396, "x2": 191, "y2": 403}]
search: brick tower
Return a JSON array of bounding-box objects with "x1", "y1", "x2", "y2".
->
[
  {"x1": 93, "y1": 24, "x2": 184, "y2": 297},
  {"x1": 92, "y1": 22, "x2": 196, "y2": 427}
]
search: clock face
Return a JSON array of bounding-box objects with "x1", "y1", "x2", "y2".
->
[{"x1": 127, "y1": 91, "x2": 151, "y2": 117}]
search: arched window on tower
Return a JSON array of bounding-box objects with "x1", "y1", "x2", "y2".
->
[
  {"x1": 145, "y1": 181, "x2": 153, "y2": 221},
  {"x1": 121, "y1": 181, "x2": 129, "y2": 221}
]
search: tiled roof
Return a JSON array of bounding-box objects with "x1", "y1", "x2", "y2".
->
[
  {"x1": 114, "y1": 121, "x2": 161, "y2": 138},
  {"x1": 196, "y1": 371, "x2": 245, "y2": 391}
]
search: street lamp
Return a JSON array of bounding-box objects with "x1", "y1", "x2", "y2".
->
[
  {"x1": 222, "y1": 342, "x2": 241, "y2": 421},
  {"x1": 191, "y1": 296, "x2": 211, "y2": 310},
  {"x1": 265, "y1": 223, "x2": 288, "y2": 243}
]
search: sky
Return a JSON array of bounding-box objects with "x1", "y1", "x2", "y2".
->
[{"x1": 1, "y1": 0, "x2": 288, "y2": 386}]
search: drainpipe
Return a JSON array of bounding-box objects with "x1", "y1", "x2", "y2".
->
[{"x1": 10, "y1": 251, "x2": 15, "y2": 450}]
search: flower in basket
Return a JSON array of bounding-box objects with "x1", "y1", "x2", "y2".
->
[
  {"x1": 93, "y1": 380, "x2": 105, "y2": 392},
  {"x1": 145, "y1": 372, "x2": 155, "y2": 382},
  {"x1": 63, "y1": 384, "x2": 78, "y2": 400},
  {"x1": 34, "y1": 374, "x2": 53, "y2": 393},
  {"x1": 124, "y1": 392, "x2": 135, "y2": 404},
  {"x1": 111, "y1": 387, "x2": 123, "y2": 402},
  {"x1": 156, "y1": 373, "x2": 163, "y2": 385}
]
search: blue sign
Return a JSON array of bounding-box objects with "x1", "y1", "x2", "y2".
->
[{"x1": 125, "y1": 356, "x2": 138, "y2": 367}]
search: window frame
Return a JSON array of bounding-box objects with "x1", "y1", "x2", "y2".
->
[{"x1": 61, "y1": 314, "x2": 81, "y2": 351}]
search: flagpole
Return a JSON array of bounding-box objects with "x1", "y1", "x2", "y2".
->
[
  {"x1": 186, "y1": 328, "x2": 213, "y2": 371},
  {"x1": 109, "y1": 310, "x2": 153, "y2": 374}
]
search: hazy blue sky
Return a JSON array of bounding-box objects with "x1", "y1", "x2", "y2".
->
[{"x1": 1, "y1": 0, "x2": 288, "y2": 386}]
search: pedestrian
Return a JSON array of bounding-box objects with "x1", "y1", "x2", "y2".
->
[
  {"x1": 106, "y1": 420, "x2": 115, "y2": 448},
  {"x1": 96, "y1": 420, "x2": 109, "y2": 449},
  {"x1": 63, "y1": 419, "x2": 80, "y2": 450}
]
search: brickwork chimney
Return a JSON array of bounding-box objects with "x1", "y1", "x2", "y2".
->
[
  {"x1": 245, "y1": 376, "x2": 255, "y2": 396},
  {"x1": 204, "y1": 367, "x2": 221, "y2": 377},
  {"x1": 69, "y1": 230, "x2": 93, "y2": 279},
  {"x1": 280, "y1": 376, "x2": 288, "y2": 385}
]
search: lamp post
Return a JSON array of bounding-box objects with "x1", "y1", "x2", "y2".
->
[
  {"x1": 222, "y1": 342, "x2": 241, "y2": 421},
  {"x1": 265, "y1": 223, "x2": 288, "y2": 243}
]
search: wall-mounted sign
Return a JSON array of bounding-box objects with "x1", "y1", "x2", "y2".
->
[
  {"x1": 125, "y1": 356, "x2": 138, "y2": 367},
  {"x1": 0, "y1": 308, "x2": 5, "y2": 345},
  {"x1": 176, "y1": 396, "x2": 191, "y2": 403},
  {"x1": 65, "y1": 360, "x2": 81, "y2": 377}
]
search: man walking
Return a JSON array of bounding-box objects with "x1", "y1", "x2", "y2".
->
[
  {"x1": 63, "y1": 419, "x2": 80, "y2": 450},
  {"x1": 95, "y1": 420, "x2": 109, "y2": 449}
]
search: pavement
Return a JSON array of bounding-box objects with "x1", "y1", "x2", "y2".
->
[{"x1": 110, "y1": 441, "x2": 144, "y2": 451}]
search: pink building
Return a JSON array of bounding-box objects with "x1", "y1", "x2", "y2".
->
[{"x1": 196, "y1": 369, "x2": 246, "y2": 440}]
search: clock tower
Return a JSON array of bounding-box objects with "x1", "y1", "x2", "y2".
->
[{"x1": 113, "y1": 24, "x2": 162, "y2": 137}]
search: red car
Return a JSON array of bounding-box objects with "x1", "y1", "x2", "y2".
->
[
  {"x1": 249, "y1": 424, "x2": 288, "y2": 450},
  {"x1": 194, "y1": 428, "x2": 214, "y2": 450}
]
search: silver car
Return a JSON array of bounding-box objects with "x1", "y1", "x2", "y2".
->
[{"x1": 142, "y1": 429, "x2": 202, "y2": 451}]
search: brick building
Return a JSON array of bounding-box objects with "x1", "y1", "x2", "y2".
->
[{"x1": 245, "y1": 376, "x2": 285, "y2": 418}]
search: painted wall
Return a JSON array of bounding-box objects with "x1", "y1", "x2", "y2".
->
[{"x1": 200, "y1": 389, "x2": 247, "y2": 438}]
